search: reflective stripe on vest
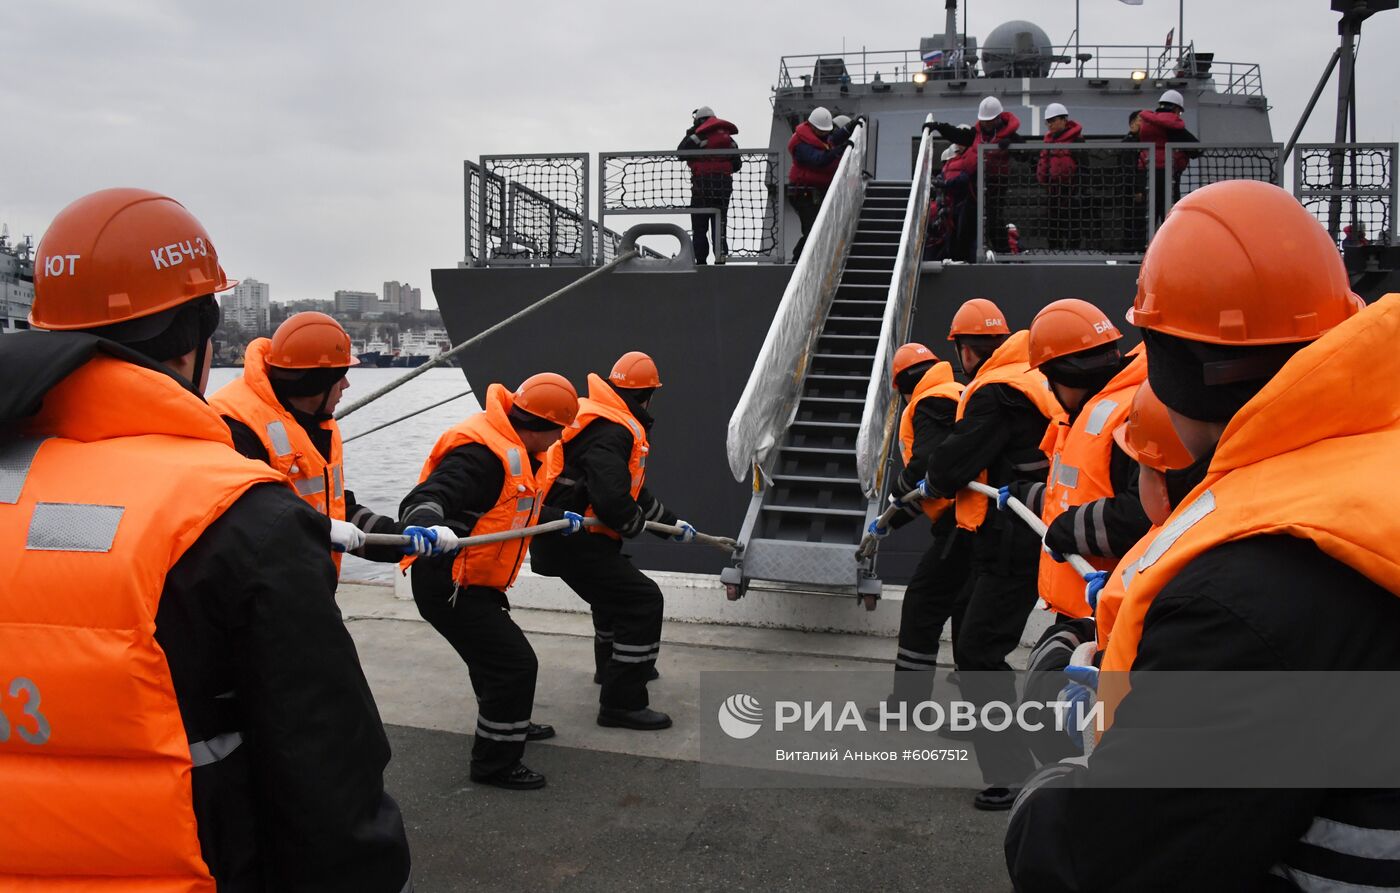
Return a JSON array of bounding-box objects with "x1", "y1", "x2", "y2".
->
[
  {"x1": 1, "y1": 354, "x2": 282, "y2": 889},
  {"x1": 26, "y1": 503, "x2": 125, "y2": 552},
  {"x1": 0, "y1": 436, "x2": 47, "y2": 504},
  {"x1": 266, "y1": 420, "x2": 293, "y2": 457},
  {"x1": 1083, "y1": 398, "x2": 1119, "y2": 436},
  {"x1": 189, "y1": 731, "x2": 243, "y2": 768}
]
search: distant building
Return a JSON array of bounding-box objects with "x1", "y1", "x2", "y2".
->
[
  {"x1": 382, "y1": 280, "x2": 423, "y2": 315},
  {"x1": 334, "y1": 289, "x2": 377, "y2": 314},
  {"x1": 223, "y1": 278, "x2": 271, "y2": 333},
  {"x1": 281, "y1": 298, "x2": 335, "y2": 315}
]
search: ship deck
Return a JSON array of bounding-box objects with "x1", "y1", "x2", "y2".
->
[{"x1": 344, "y1": 582, "x2": 1027, "y2": 890}]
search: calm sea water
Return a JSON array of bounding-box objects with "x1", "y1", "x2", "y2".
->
[{"x1": 206, "y1": 366, "x2": 482, "y2": 583}]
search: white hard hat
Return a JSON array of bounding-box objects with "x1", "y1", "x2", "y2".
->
[
  {"x1": 1045, "y1": 102, "x2": 1069, "y2": 120},
  {"x1": 941, "y1": 144, "x2": 962, "y2": 162},
  {"x1": 693, "y1": 105, "x2": 715, "y2": 120},
  {"x1": 833, "y1": 114, "x2": 852, "y2": 129},
  {"x1": 1158, "y1": 89, "x2": 1185, "y2": 108},
  {"x1": 808, "y1": 107, "x2": 834, "y2": 131},
  {"x1": 977, "y1": 96, "x2": 1004, "y2": 121}
]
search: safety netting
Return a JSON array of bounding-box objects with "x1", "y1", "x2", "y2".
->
[
  {"x1": 473, "y1": 155, "x2": 589, "y2": 264},
  {"x1": 970, "y1": 144, "x2": 1155, "y2": 259},
  {"x1": 1295, "y1": 144, "x2": 1396, "y2": 247},
  {"x1": 600, "y1": 150, "x2": 782, "y2": 260},
  {"x1": 1170, "y1": 144, "x2": 1282, "y2": 207}
]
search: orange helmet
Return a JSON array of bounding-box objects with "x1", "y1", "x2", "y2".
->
[
  {"x1": 609, "y1": 350, "x2": 662, "y2": 389},
  {"x1": 891, "y1": 342, "x2": 938, "y2": 386},
  {"x1": 514, "y1": 372, "x2": 579, "y2": 427},
  {"x1": 1028, "y1": 299, "x2": 1122, "y2": 369},
  {"x1": 947, "y1": 298, "x2": 1010, "y2": 339},
  {"x1": 1112, "y1": 381, "x2": 1194, "y2": 472},
  {"x1": 31, "y1": 188, "x2": 235, "y2": 331},
  {"x1": 1128, "y1": 180, "x2": 1357, "y2": 345},
  {"x1": 267, "y1": 312, "x2": 359, "y2": 369}
]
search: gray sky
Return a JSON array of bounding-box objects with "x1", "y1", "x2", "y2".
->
[{"x1": 3, "y1": 0, "x2": 1397, "y2": 305}]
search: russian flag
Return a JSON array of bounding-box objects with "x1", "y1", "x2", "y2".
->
[{"x1": 922, "y1": 49, "x2": 945, "y2": 67}]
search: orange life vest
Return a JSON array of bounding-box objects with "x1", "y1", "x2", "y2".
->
[
  {"x1": 408, "y1": 383, "x2": 562, "y2": 591},
  {"x1": 1097, "y1": 295, "x2": 1400, "y2": 735},
  {"x1": 899, "y1": 361, "x2": 963, "y2": 523},
  {"x1": 953, "y1": 330, "x2": 1064, "y2": 531},
  {"x1": 1035, "y1": 351, "x2": 1147, "y2": 618},
  {"x1": 0, "y1": 355, "x2": 284, "y2": 891},
  {"x1": 209, "y1": 338, "x2": 347, "y2": 566},
  {"x1": 564, "y1": 373, "x2": 649, "y2": 539}
]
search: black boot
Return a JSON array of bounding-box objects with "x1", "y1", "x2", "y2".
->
[
  {"x1": 471, "y1": 762, "x2": 547, "y2": 790},
  {"x1": 597, "y1": 707, "x2": 672, "y2": 730},
  {"x1": 525, "y1": 722, "x2": 555, "y2": 741},
  {"x1": 973, "y1": 786, "x2": 1018, "y2": 811}
]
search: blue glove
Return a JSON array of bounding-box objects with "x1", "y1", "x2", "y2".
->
[
  {"x1": 916, "y1": 478, "x2": 938, "y2": 500},
  {"x1": 996, "y1": 485, "x2": 1012, "y2": 511},
  {"x1": 1042, "y1": 542, "x2": 1066, "y2": 563},
  {"x1": 1061, "y1": 664, "x2": 1100, "y2": 751},
  {"x1": 671, "y1": 520, "x2": 698, "y2": 543},
  {"x1": 1084, "y1": 571, "x2": 1109, "y2": 609},
  {"x1": 401, "y1": 525, "x2": 459, "y2": 557},
  {"x1": 867, "y1": 518, "x2": 890, "y2": 539},
  {"x1": 561, "y1": 511, "x2": 583, "y2": 536}
]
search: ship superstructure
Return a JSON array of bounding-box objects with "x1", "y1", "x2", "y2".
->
[
  {"x1": 431, "y1": 8, "x2": 1397, "y2": 602},
  {"x1": 0, "y1": 227, "x2": 35, "y2": 335}
]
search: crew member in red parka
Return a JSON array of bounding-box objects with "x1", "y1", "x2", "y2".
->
[
  {"x1": 786, "y1": 106, "x2": 849, "y2": 262},
  {"x1": 679, "y1": 106, "x2": 742, "y2": 264},
  {"x1": 929, "y1": 96, "x2": 1022, "y2": 257},
  {"x1": 1037, "y1": 103, "x2": 1084, "y2": 250},
  {"x1": 1137, "y1": 88, "x2": 1198, "y2": 224}
]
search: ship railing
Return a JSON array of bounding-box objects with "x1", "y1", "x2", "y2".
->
[
  {"x1": 973, "y1": 143, "x2": 1157, "y2": 263},
  {"x1": 726, "y1": 122, "x2": 868, "y2": 484},
  {"x1": 597, "y1": 148, "x2": 785, "y2": 262},
  {"x1": 856, "y1": 118, "x2": 936, "y2": 500},
  {"x1": 1293, "y1": 143, "x2": 1398, "y2": 247},
  {"x1": 775, "y1": 47, "x2": 1262, "y2": 96},
  {"x1": 464, "y1": 155, "x2": 659, "y2": 267}
]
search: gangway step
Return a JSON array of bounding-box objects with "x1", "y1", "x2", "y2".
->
[
  {"x1": 760, "y1": 505, "x2": 867, "y2": 518},
  {"x1": 781, "y1": 444, "x2": 857, "y2": 454},
  {"x1": 770, "y1": 473, "x2": 865, "y2": 486},
  {"x1": 798, "y1": 395, "x2": 866, "y2": 404},
  {"x1": 789, "y1": 419, "x2": 861, "y2": 430}
]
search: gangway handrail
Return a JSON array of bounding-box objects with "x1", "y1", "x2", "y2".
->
[
  {"x1": 725, "y1": 122, "x2": 869, "y2": 483},
  {"x1": 855, "y1": 117, "x2": 936, "y2": 497}
]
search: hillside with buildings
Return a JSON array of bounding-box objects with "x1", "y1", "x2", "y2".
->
[{"x1": 214, "y1": 278, "x2": 450, "y2": 366}]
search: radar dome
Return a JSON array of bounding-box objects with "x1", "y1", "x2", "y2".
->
[{"x1": 981, "y1": 20, "x2": 1053, "y2": 78}]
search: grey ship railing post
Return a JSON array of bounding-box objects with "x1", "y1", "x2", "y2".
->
[
  {"x1": 477, "y1": 155, "x2": 488, "y2": 267},
  {"x1": 597, "y1": 153, "x2": 607, "y2": 264},
  {"x1": 976, "y1": 143, "x2": 986, "y2": 262},
  {"x1": 467, "y1": 161, "x2": 478, "y2": 267},
  {"x1": 1146, "y1": 144, "x2": 1157, "y2": 245},
  {"x1": 581, "y1": 155, "x2": 592, "y2": 267}
]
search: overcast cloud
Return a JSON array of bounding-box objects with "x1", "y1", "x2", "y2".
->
[{"x1": 3, "y1": 0, "x2": 1397, "y2": 304}]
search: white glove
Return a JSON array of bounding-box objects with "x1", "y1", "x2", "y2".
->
[
  {"x1": 428, "y1": 525, "x2": 462, "y2": 554},
  {"x1": 329, "y1": 518, "x2": 366, "y2": 553},
  {"x1": 670, "y1": 520, "x2": 698, "y2": 543}
]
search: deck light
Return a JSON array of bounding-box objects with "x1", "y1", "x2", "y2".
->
[
  {"x1": 1131, "y1": 69, "x2": 1148, "y2": 82},
  {"x1": 912, "y1": 70, "x2": 929, "y2": 85}
]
